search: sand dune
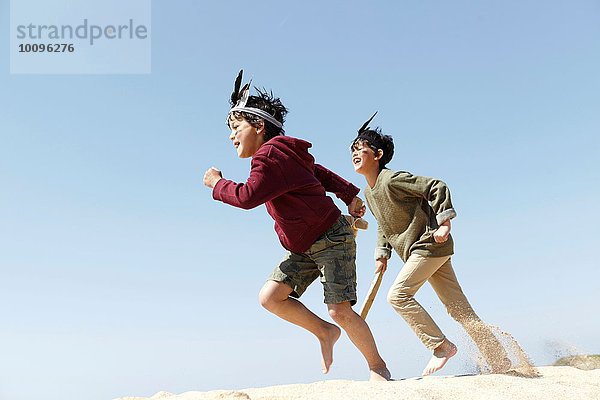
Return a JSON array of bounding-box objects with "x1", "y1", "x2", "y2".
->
[{"x1": 115, "y1": 366, "x2": 600, "y2": 400}]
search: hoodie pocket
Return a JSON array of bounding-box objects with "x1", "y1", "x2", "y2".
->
[{"x1": 276, "y1": 216, "x2": 309, "y2": 241}]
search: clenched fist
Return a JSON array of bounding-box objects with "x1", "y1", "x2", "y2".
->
[
  {"x1": 433, "y1": 220, "x2": 451, "y2": 243},
  {"x1": 348, "y1": 197, "x2": 366, "y2": 218},
  {"x1": 203, "y1": 167, "x2": 223, "y2": 188}
]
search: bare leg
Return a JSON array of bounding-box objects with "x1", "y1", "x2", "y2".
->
[
  {"x1": 422, "y1": 338, "x2": 458, "y2": 376},
  {"x1": 328, "y1": 302, "x2": 391, "y2": 381},
  {"x1": 259, "y1": 280, "x2": 341, "y2": 373}
]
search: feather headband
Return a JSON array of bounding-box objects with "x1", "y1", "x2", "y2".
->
[
  {"x1": 357, "y1": 112, "x2": 378, "y2": 134},
  {"x1": 355, "y1": 112, "x2": 386, "y2": 150},
  {"x1": 228, "y1": 70, "x2": 283, "y2": 129}
]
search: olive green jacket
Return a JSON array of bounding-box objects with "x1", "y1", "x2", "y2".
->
[{"x1": 364, "y1": 169, "x2": 456, "y2": 262}]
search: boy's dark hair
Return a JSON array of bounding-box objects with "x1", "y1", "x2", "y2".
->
[
  {"x1": 351, "y1": 128, "x2": 395, "y2": 170},
  {"x1": 229, "y1": 89, "x2": 287, "y2": 141}
]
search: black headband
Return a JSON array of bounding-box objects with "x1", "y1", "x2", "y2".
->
[
  {"x1": 355, "y1": 112, "x2": 385, "y2": 149},
  {"x1": 356, "y1": 132, "x2": 385, "y2": 150}
]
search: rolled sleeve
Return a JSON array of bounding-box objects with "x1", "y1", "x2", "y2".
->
[
  {"x1": 375, "y1": 224, "x2": 392, "y2": 260},
  {"x1": 436, "y1": 208, "x2": 457, "y2": 225}
]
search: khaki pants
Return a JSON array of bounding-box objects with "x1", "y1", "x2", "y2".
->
[{"x1": 387, "y1": 254, "x2": 508, "y2": 367}]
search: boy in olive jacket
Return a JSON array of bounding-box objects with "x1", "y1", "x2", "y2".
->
[{"x1": 350, "y1": 114, "x2": 511, "y2": 376}]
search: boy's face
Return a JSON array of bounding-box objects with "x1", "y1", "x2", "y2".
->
[
  {"x1": 351, "y1": 141, "x2": 380, "y2": 175},
  {"x1": 228, "y1": 116, "x2": 264, "y2": 158}
]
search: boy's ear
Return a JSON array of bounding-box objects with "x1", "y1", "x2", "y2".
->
[
  {"x1": 374, "y1": 149, "x2": 383, "y2": 160},
  {"x1": 256, "y1": 120, "x2": 265, "y2": 135}
]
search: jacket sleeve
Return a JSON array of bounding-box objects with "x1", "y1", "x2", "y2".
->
[
  {"x1": 375, "y1": 224, "x2": 393, "y2": 260},
  {"x1": 390, "y1": 172, "x2": 457, "y2": 225},
  {"x1": 212, "y1": 152, "x2": 288, "y2": 210},
  {"x1": 314, "y1": 164, "x2": 360, "y2": 205}
]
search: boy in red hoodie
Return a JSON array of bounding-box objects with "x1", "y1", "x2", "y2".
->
[{"x1": 203, "y1": 71, "x2": 390, "y2": 381}]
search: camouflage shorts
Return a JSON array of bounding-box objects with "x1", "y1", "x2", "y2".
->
[{"x1": 268, "y1": 216, "x2": 357, "y2": 305}]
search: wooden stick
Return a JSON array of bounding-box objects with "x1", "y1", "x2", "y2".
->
[{"x1": 359, "y1": 271, "x2": 384, "y2": 320}]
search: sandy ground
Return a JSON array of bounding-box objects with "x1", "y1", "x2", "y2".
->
[{"x1": 115, "y1": 366, "x2": 600, "y2": 400}]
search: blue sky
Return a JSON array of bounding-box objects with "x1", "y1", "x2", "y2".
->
[{"x1": 1, "y1": 1, "x2": 599, "y2": 399}]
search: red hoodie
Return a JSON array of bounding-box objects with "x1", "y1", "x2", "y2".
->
[{"x1": 212, "y1": 136, "x2": 359, "y2": 253}]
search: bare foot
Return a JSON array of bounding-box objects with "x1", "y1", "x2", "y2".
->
[
  {"x1": 422, "y1": 339, "x2": 458, "y2": 376},
  {"x1": 369, "y1": 366, "x2": 392, "y2": 381},
  {"x1": 319, "y1": 323, "x2": 341, "y2": 374}
]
